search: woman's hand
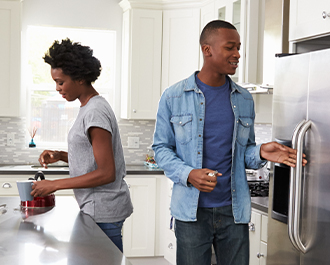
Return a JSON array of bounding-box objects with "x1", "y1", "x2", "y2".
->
[
  {"x1": 31, "y1": 180, "x2": 56, "y2": 197},
  {"x1": 260, "y1": 141, "x2": 307, "y2": 167},
  {"x1": 38, "y1": 150, "x2": 62, "y2": 168}
]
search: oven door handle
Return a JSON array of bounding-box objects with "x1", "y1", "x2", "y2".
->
[
  {"x1": 293, "y1": 120, "x2": 311, "y2": 254},
  {"x1": 288, "y1": 119, "x2": 306, "y2": 251}
]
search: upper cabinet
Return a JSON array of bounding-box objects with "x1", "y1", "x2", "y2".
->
[
  {"x1": 214, "y1": 0, "x2": 262, "y2": 84},
  {"x1": 161, "y1": 8, "x2": 200, "y2": 93},
  {"x1": 119, "y1": 0, "x2": 264, "y2": 119},
  {"x1": 120, "y1": 3, "x2": 162, "y2": 120},
  {"x1": 0, "y1": 1, "x2": 21, "y2": 117},
  {"x1": 289, "y1": 0, "x2": 330, "y2": 42}
]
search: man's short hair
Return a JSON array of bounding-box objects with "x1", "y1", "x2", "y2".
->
[{"x1": 200, "y1": 20, "x2": 237, "y2": 45}]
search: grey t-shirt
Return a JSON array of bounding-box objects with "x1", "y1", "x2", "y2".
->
[{"x1": 68, "y1": 95, "x2": 133, "y2": 223}]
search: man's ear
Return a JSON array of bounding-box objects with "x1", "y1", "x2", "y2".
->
[{"x1": 201, "y1": 44, "x2": 212, "y2": 57}]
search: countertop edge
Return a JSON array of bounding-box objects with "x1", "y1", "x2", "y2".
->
[{"x1": 251, "y1": 197, "x2": 269, "y2": 214}]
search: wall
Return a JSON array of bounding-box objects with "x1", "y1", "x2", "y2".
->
[
  {"x1": 0, "y1": 117, "x2": 271, "y2": 165},
  {"x1": 0, "y1": 117, "x2": 155, "y2": 165}
]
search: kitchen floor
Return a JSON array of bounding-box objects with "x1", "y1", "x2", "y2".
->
[{"x1": 128, "y1": 257, "x2": 172, "y2": 265}]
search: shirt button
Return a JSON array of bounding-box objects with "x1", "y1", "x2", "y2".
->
[
  {"x1": 200, "y1": 119, "x2": 202, "y2": 121},
  {"x1": 234, "y1": 105, "x2": 236, "y2": 108},
  {"x1": 199, "y1": 135, "x2": 201, "y2": 137},
  {"x1": 179, "y1": 121, "x2": 182, "y2": 124},
  {"x1": 233, "y1": 190, "x2": 235, "y2": 192},
  {"x1": 198, "y1": 152, "x2": 200, "y2": 154},
  {"x1": 201, "y1": 102, "x2": 203, "y2": 105},
  {"x1": 237, "y1": 121, "x2": 239, "y2": 123}
]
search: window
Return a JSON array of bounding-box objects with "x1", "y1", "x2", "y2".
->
[{"x1": 26, "y1": 26, "x2": 116, "y2": 148}]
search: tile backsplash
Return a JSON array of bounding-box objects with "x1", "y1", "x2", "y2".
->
[{"x1": 0, "y1": 117, "x2": 272, "y2": 165}]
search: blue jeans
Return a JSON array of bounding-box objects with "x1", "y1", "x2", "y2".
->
[
  {"x1": 175, "y1": 205, "x2": 249, "y2": 265},
  {"x1": 97, "y1": 220, "x2": 125, "y2": 252}
]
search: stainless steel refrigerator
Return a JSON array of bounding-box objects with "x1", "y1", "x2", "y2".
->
[{"x1": 267, "y1": 48, "x2": 330, "y2": 264}]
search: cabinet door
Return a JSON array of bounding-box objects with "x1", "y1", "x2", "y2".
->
[
  {"x1": 215, "y1": 0, "x2": 261, "y2": 84},
  {"x1": 199, "y1": 1, "x2": 217, "y2": 69},
  {"x1": 289, "y1": 0, "x2": 330, "y2": 41},
  {"x1": 249, "y1": 210, "x2": 261, "y2": 265},
  {"x1": 162, "y1": 8, "x2": 200, "y2": 93},
  {"x1": 259, "y1": 241, "x2": 267, "y2": 265},
  {"x1": 121, "y1": 9, "x2": 162, "y2": 119},
  {"x1": 0, "y1": 1, "x2": 21, "y2": 117},
  {"x1": 123, "y1": 177, "x2": 156, "y2": 257}
]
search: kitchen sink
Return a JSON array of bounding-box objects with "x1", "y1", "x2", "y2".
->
[{"x1": 31, "y1": 165, "x2": 69, "y2": 170}]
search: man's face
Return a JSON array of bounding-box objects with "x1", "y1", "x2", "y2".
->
[{"x1": 206, "y1": 28, "x2": 241, "y2": 76}]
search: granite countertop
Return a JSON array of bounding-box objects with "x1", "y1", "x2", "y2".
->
[
  {"x1": 0, "y1": 164, "x2": 164, "y2": 175},
  {"x1": 0, "y1": 196, "x2": 132, "y2": 264}
]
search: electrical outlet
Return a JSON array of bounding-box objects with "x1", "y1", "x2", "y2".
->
[
  {"x1": 7, "y1": 133, "x2": 14, "y2": 146},
  {"x1": 128, "y1": 137, "x2": 139, "y2": 149}
]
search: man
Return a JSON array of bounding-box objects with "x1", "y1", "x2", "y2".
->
[{"x1": 152, "y1": 20, "x2": 307, "y2": 265}]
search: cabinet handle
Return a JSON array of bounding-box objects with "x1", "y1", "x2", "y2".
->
[
  {"x1": 133, "y1": 109, "x2": 137, "y2": 113},
  {"x1": 257, "y1": 252, "x2": 264, "y2": 258},
  {"x1": 322, "y1": 11, "x2": 330, "y2": 19},
  {"x1": 248, "y1": 222, "x2": 255, "y2": 232},
  {"x1": 2, "y1": 183, "x2": 12, "y2": 189},
  {"x1": 168, "y1": 243, "x2": 173, "y2": 249}
]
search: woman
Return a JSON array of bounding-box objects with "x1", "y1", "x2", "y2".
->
[{"x1": 31, "y1": 38, "x2": 133, "y2": 252}]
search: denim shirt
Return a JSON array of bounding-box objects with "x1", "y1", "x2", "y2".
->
[{"x1": 152, "y1": 72, "x2": 267, "y2": 223}]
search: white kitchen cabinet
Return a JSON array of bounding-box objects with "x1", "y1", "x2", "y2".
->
[
  {"x1": 123, "y1": 175, "x2": 167, "y2": 257},
  {"x1": 0, "y1": 175, "x2": 73, "y2": 196},
  {"x1": 0, "y1": 0, "x2": 22, "y2": 117},
  {"x1": 289, "y1": 0, "x2": 330, "y2": 42},
  {"x1": 119, "y1": 5, "x2": 162, "y2": 119},
  {"x1": 215, "y1": 0, "x2": 263, "y2": 83},
  {"x1": 161, "y1": 8, "x2": 200, "y2": 93},
  {"x1": 249, "y1": 208, "x2": 268, "y2": 265},
  {"x1": 164, "y1": 178, "x2": 176, "y2": 264}
]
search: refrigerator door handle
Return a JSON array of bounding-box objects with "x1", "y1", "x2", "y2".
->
[
  {"x1": 293, "y1": 120, "x2": 312, "y2": 254},
  {"x1": 288, "y1": 119, "x2": 306, "y2": 251}
]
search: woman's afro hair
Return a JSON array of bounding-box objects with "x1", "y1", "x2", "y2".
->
[{"x1": 43, "y1": 38, "x2": 101, "y2": 84}]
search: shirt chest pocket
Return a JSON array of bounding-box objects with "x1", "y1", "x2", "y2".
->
[
  {"x1": 236, "y1": 117, "x2": 253, "y2": 146},
  {"x1": 170, "y1": 114, "x2": 192, "y2": 145}
]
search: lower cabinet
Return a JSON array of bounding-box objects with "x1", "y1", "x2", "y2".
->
[
  {"x1": 164, "y1": 179, "x2": 176, "y2": 264},
  {"x1": 249, "y1": 208, "x2": 268, "y2": 265},
  {"x1": 123, "y1": 175, "x2": 167, "y2": 257}
]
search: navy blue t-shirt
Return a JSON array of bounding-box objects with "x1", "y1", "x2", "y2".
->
[{"x1": 196, "y1": 74, "x2": 234, "y2": 208}]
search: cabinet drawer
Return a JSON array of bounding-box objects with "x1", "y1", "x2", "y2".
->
[
  {"x1": 0, "y1": 179, "x2": 18, "y2": 196},
  {"x1": 0, "y1": 177, "x2": 73, "y2": 196}
]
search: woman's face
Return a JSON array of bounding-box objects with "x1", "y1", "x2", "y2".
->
[{"x1": 51, "y1": 68, "x2": 82, "y2": 102}]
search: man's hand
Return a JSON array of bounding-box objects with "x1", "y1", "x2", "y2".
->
[
  {"x1": 187, "y1": 169, "x2": 222, "y2": 192},
  {"x1": 260, "y1": 141, "x2": 307, "y2": 167}
]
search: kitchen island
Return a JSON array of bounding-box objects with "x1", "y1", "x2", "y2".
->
[{"x1": 0, "y1": 196, "x2": 132, "y2": 265}]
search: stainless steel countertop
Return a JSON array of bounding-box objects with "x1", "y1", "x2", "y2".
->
[
  {"x1": 251, "y1": 196, "x2": 269, "y2": 213},
  {"x1": 0, "y1": 164, "x2": 164, "y2": 175},
  {"x1": 0, "y1": 197, "x2": 132, "y2": 265}
]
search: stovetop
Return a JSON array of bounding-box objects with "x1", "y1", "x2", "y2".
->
[{"x1": 248, "y1": 181, "x2": 269, "y2": 197}]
